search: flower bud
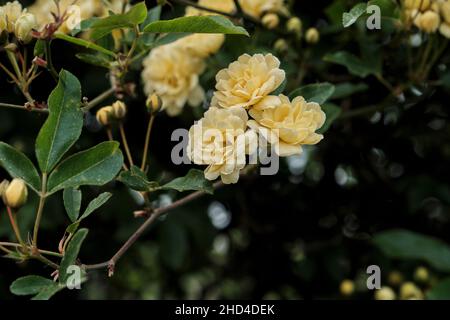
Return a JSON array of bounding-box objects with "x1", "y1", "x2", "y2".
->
[
  {"x1": 262, "y1": 13, "x2": 279, "y2": 30},
  {"x1": 0, "y1": 8, "x2": 7, "y2": 34},
  {"x1": 374, "y1": 286, "x2": 396, "y2": 300},
  {"x1": 416, "y1": 10, "x2": 440, "y2": 33},
  {"x1": 96, "y1": 106, "x2": 114, "y2": 126},
  {"x1": 286, "y1": 17, "x2": 302, "y2": 34},
  {"x1": 441, "y1": 2, "x2": 450, "y2": 24},
  {"x1": 305, "y1": 27, "x2": 320, "y2": 44},
  {"x1": 112, "y1": 100, "x2": 127, "y2": 119},
  {"x1": 387, "y1": 270, "x2": 403, "y2": 287},
  {"x1": 274, "y1": 38, "x2": 288, "y2": 52},
  {"x1": 0, "y1": 180, "x2": 10, "y2": 197},
  {"x1": 3, "y1": 1, "x2": 23, "y2": 33},
  {"x1": 400, "y1": 282, "x2": 424, "y2": 300},
  {"x1": 440, "y1": 22, "x2": 450, "y2": 38},
  {"x1": 3, "y1": 178, "x2": 28, "y2": 209},
  {"x1": 146, "y1": 93, "x2": 162, "y2": 114},
  {"x1": 14, "y1": 13, "x2": 37, "y2": 43},
  {"x1": 413, "y1": 266, "x2": 429, "y2": 284},
  {"x1": 405, "y1": 0, "x2": 431, "y2": 11},
  {"x1": 339, "y1": 279, "x2": 355, "y2": 296}
]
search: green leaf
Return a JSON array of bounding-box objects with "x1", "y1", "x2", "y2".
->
[
  {"x1": 138, "y1": 5, "x2": 162, "y2": 46},
  {"x1": 162, "y1": 169, "x2": 213, "y2": 194},
  {"x1": 342, "y1": 3, "x2": 367, "y2": 28},
  {"x1": 373, "y1": 229, "x2": 450, "y2": 272},
  {"x1": 153, "y1": 33, "x2": 191, "y2": 47},
  {"x1": 35, "y1": 70, "x2": 83, "y2": 173},
  {"x1": 10, "y1": 275, "x2": 54, "y2": 296},
  {"x1": 79, "y1": 192, "x2": 112, "y2": 220},
  {"x1": 59, "y1": 228, "x2": 88, "y2": 284},
  {"x1": 0, "y1": 142, "x2": 41, "y2": 193},
  {"x1": 118, "y1": 165, "x2": 159, "y2": 192},
  {"x1": 54, "y1": 33, "x2": 117, "y2": 58},
  {"x1": 318, "y1": 103, "x2": 342, "y2": 134},
  {"x1": 34, "y1": 39, "x2": 45, "y2": 56},
  {"x1": 31, "y1": 284, "x2": 64, "y2": 300},
  {"x1": 331, "y1": 82, "x2": 369, "y2": 99},
  {"x1": 66, "y1": 221, "x2": 80, "y2": 234},
  {"x1": 47, "y1": 142, "x2": 123, "y2": 195},
  {"x1": 75, "y1": 53, "x2": 113, "y2": 68},
  {"x1": 289, "y1": 83, "x2": 335, "y2": 104},
  {"x1": 272, "y1": 78, "x2": 287, "y2": 95},
  {"x1": 324, "y1": 51, "x2": 379, "y2": 78},
  {"x1": 144, "y1": 15, "x2": 249, "y2": 36},
  {"x1": 63, "y1": 188, "x2": 82, "y2": 223},
  {"x1": 90, "y1": 2, "x2": 147, "y2": 40},
  {"x1": 427, "y1": 278, "x2": 450, "y2": 300}
]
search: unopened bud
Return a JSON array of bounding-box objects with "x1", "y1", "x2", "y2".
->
[
  {"x1": 400, "y1": 282, "x2": 424, "y2": 300},
  {"x1": 146, "y1": 93, "x2": 162, "y2": 114},
  {"x1": 274, "y1": 38, "x2": 288, "y2": 52},
  {"x1": 14, "y1": 13, "x2": 37, "y2": 43},
  {"x1": 0, "y1": 180, "x2": 10, "y2": 197},
  {"x1": 3, "y1": 178, "x2": 28, "y2": 209},
  {"x1": 96, "y1": 106, "x2": 114, "y2": 126},
  {"x1": 441, "y1": 2, "x2": 450, "y2": 24},
  {"x1": 416, "y1": 10, "x2": 440, "y2": 33},
  {"x1": 339, "y1": 279, "x2": 355, "y2": 297},
  {"x1": 33, "y1": 56, "x2": 47, "y2": 68},
  {"x1": 305, "y1": 27, "x2": 320, "y2": 44},
  {"x1": 387, "y1": 270, "x2": 403, "y2": 287},
  {"x1": 375, "y1": 286, "x2": 396, "y2": 300},
  {"x1": 286, "y1": 17, "x2": 302, "y2": 34},
  {"x1": 414, "y1": 266, "x2": 429, "y2": 284},
  {"x1": 262, "y1": 13, "x2": 279, "y2": 30},
  {"x1": 112, "y1": 100, "x2": 127, "y2": 119},
  {"x1": 405, "y1": 0, "x2": 431, "y2": 11}
]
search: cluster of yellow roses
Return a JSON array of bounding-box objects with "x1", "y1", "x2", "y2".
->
[
  {"x1": 403, "y1": 0, "x2": 450, "y2": 38},
  {"x1": 141, "y1": 0, "x2": 289, "y2": 117},
  {"x1": 187, "y1": 53, "x2": 326, "y2": 184},
  {"x1": 0, "y1": 1, "x2": 37, "y2": 43}
]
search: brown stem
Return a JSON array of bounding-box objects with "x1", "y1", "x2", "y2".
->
[
  {"x1": 82, "y1": 181, "x2": 223, "y2": 272},
  {"x1": 141, "y1": 115, "x2": 155, "y2": 171},
  {"x1": 81, "y1": 88, "x2": 115, "y2": 112}
]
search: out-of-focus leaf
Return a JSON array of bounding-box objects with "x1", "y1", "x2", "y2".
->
[
  {"x1": 144, "y1": 15, "x2": 249, "y2": 36},
  {"x1": 318, "y1": 103, "x2": 342, "y2": 134},
  {"x1": 10, "y1": 276, "x2": 54, "y2": 296},
  {"x1": 160, "y1": 221, "x2": 189, "y2": 270},
  {"x1": 79, "y1": 192, "x2": 112, "y2": 220},
  {"x1": 331, "y1": 82, "x2": 369, "y2": 99},
  {"x1": 0, "y1": 142, "x2": 41, "y2": 193},
  {"x1": 342, "y1": 3, "x2": 367, "y2": 28},
  {"x1": 373, "y1": 229, "x2": 450, "y2": 272},
  {"x1": 47, "y1": 142, "x2": 123, "y2": 195},
  {"x1": 63, "y1": 188, "x2": 82, "y2": 223},
  {"x1": 324, "y1": 51, "x2": 380, "y2": 78},
  {"x1": 289, "y1": 83, "x2": 335, "y2": 104},
  {"x1": 75, "y1": 53, "x2": 113, "y2": 68},
  {"x1": 427, "y1": 278, "x2": 450, "y2": 300},
  {"x1": 162, "y1": 169, "x2": 213, "y2": 194}
]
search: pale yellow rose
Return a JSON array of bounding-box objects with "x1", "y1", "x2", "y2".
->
[
  {"x1": 238, "y1": 0, "x2": 285, "y2": 18},
  {"x1": 2, "y1": 1, "x2": 24, "y2": 33},
  {"x1": 142, "y1": 45, "x2": 206, "y2": 116},
  {"x1": 14, "y1": 13, "x2": 37, "y2": 43},
  {"x1": 248, "y1": 95, "x2": 326, "y2": 157},
  {"x1": 185, "y1": 0, "x2": 236, "y2": 16},
  {"x1": 174, "y1": 33, "x2": 225, "y2": 58},
  {"x1": 188, "y1": 107, "x2": 256, "y2": 184},
  {"x1": 0, "y1": 8, "x2": 7, "y2": 33},
  {"x1": 212, "y1": 53, "x2": 285, "y2": 109}
]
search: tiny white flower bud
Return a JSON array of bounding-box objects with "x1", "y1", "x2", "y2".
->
[{"x1": 274, "y1": 38, "x2": 288, "y2": 52}]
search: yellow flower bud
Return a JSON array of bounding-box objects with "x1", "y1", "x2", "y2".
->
[
  {"x1": 286, "y1": 17, "x2": 302, "y2": 34},
  {"x1": 375, "y1": 286, "x2": 396, "y2": 300},
  {"x1": 96, "y1": 106, "x2": 114, "y2": 126},
  {"x1": 414, "y1": 266, "x2": 429, "y2": 284},
  {"x1": 440, "y1": 22, "x2": 450, "y2": 38},
  {"x1": 14, "y1": 13, "x2": 37, "y2": 43},
  {"x1": 305, "y1": 27, "x2": 320, "y2": 44},
  {"x1": 3, "y1": 178, "x2": 28, "y2": 209},
  {"x1": 112, "y1": 100, "x2": 127, "y2": 119},
  {"x1": 400, "y1": 282, "x2": 424, "y2": 300},
  {"x1": 146, "y1": 93, "x2": 162, "y2": 114},
  {"x1": 404, "y1": 0, "x2": 431, "y2": 11},
  {"x1": 3, "y1": 1, "x2": 23, "y2": 33},
  {"x1": 0, "y1": 180, "x2": 10, "y2": 197},
  {"x1": 339, "y1": 279, "x2": 355, "y2": 296},
  {"x1": 441, "y1": 2, "x2": 450, "y2": 24},
  {"x1": 262, "y1": 13, "x2": 279, "y2": 30},
  {"x1": 274, "y1": 38, "x2": 288, "y2": 52},
  {"x1": 387, "y1": 270, "x2": 404, "y2": 287},
  {"x1": 416, "y1": 10, "x2": 440, "y2": 33}
]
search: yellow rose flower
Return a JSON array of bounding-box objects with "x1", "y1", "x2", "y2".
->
[
  {"x1": 212, "y1": 53, "x2": 285, "y2": 109},
  {"x1": 142, "y1": 45, "x2": 206, "y2": 116},
  {"x1": 0, "y1": 8, "x2": 7, "y2": 33},
  {"x1": 248, "y1": 94, "x2": 326, "y2": 157},
  {"x1": 174, "y1": 33, "x2": 225, "y2": 58},
  {"x1": 188, "y1": 107, "x2": 257, "y2": 184},
  {"x1": 2, "y1": 1, "x2": 24, "y2": 33},
  {"x1": 238, "y1": 0, "x2": 285, "y2": 18},
  {"x1": 185, "y1": 0, "x2": 236, "y2": 16}
]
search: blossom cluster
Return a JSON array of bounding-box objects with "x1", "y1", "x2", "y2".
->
[
  {"x1": 141, "y1": 0, "x2": 289, "y2": 116},
  {"x1": 187, "y1": 53, "x2": 326, "y2": 184},
  {"x1": 403, "y1": 0, "x2": 450, "y2": 38}
]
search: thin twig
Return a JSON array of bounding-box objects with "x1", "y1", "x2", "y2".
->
[
  {"x1": 81, "y1": 87, "x2": 115, "y2": 112},
  {"x1": 0, "y1": 102, "x2": 48, "y2": 113},
  {"x1": 119, "y1": 123, "x2": 134, "y2": 167},
  {"x1": 82, "y1": 181, "x2": 224, "y2": 272},
  {"x1": 141, "y1": 115, "x2": 155, "y2": 171}
]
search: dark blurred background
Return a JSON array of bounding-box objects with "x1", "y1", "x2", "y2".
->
[{"x1": 1, "y1": 0, "x2": 450, "y2": 300}]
